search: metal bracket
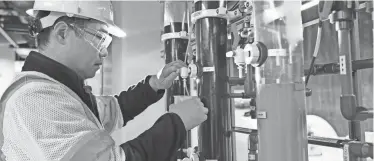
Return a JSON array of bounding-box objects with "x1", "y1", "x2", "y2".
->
[
  {"x1": 161, "y1": 31, "x2": 189, "y2": 41},
  {"x1": 339, "y1": 55, "x2": 347, "y2": 75},
  {"x1": 191, "y1": 7, "x2": 228, "y2": 24}
]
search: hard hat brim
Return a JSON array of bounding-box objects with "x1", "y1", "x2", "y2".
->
[
  {"x1": 26, "y1": 9, "x2": 35, "y2": 17},
  {"x1": 26, "y1": 9, "x2": 126, "y2": 38},
  {"x1": 104, "y1": 19, "x2": 127, "y2": 38},
  {"x1": 109, "y1": 25, "x2": 127, "y2": 38}
]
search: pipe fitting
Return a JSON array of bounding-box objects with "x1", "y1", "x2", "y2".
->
[
  {"x1": 188, "y1": 63, "x2": 199, "y2": 78},
  {"x1": 335, "y1": 21, "x2": 352, "y2": 31},
  {"x1": 228, "y1": 92, "x2": 254, "y2": 99},
  {"x1": 347, "y1": 141, "x2": 374, "y2": 158},
  {"x1": 240, "y1": 28, "x2": 252, "y2": 38},
  {"x1": 330, "y1": 10, "x2": 354, "y2": 30},
  {"x1": 244, "y1": 41, "x2": 268, "y2": 67},
  {"x1": 330, "y1": 10, "x2": 354, "y2": 22},
  {"x1": 340, "y1": 95, "x2": 358, "y2": 120},
  {"x1": 340, "y1": 96, "x2": 372, "y2": 120},
  {"x1": 227, "y1": 77, "x2": 245, "y2": 85},
  {"x1": 355, "y1": 106, "x2": 373, "y2": 120}
]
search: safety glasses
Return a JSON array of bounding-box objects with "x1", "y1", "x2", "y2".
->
[{"x1": 68, "y1": 23, "x2": 112, "y2": 57}]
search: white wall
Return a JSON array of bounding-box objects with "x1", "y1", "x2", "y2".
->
[{"x1": 110, "y1": 1, "x2": 167, "y2": 144}]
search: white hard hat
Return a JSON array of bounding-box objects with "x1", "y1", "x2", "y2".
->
[{"x1": 26, "y1": 1, "x2": 126, "y2": 38}]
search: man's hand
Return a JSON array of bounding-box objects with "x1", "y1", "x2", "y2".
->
[
  {"x1": 169, "y1": 97, "x2": 208, "y2": 130},
  {"x1": 149, "y1": 60, "x2": 187, "y2": 91}
]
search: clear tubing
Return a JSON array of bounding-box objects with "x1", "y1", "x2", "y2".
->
[{"x1": 163, "y1": 1, "x2": 189, "y2": 30}]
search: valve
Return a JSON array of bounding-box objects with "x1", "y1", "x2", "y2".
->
[
  {"x1": 180, "y1": 66, "x2": 189, "y2": 95},
  {"x1": 188, "y1": 62, "x2": 199, "y2": 79},
  {"x1": 226, "y1": 46, "x2": 248, "y2": 78},
  {"x1": 241, "y1": 15, "x2": 253, "y2": 38},
  {"x1": 179, "y1": 61, "x2": 202, "y2": 80},
  {"x1": 344, "y1": 141, "x2": 374, "y2": 159},
  {"x1": 227, "y1": 41, "x2": 268, "y2": 78},
  {"x1": 244, "y1": 41, "x2": 268, "y2": 67},
  {"x1": 181, "y1": 67, "x2": 189, "y2": 79},
  {"x1": 178, "y1": 62, "x2": 199, "y2": 79}
]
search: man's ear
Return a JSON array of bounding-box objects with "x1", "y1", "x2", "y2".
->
[{"x1": 52, "y1": 21, "x2": 69, "y2": 45}]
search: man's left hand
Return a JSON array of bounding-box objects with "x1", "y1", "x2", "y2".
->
[{"x1": 149, "y1": 60, "x2": 187, "y2": 91}]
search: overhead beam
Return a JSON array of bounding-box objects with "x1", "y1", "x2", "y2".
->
[{"x1": 0, "y1": 26, "x2": 19, "y2": 48}]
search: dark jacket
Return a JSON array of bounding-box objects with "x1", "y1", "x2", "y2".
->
[{"x1": 22, "y1": 51, "x2": 186, "y2": 161}]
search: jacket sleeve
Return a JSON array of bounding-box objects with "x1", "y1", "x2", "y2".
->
[
  {"x1": 96, "y1": 95, "x2": 125, "y2": 134},
  {"x1": 115, "y1": 75, "x2": 165, "y2": 126},
  {"x1": 2, "y1": 82, "x2": 123, "y2": 161},
  {"x1": 120, "y1": 113, "x2": 187, "y2": 161}
]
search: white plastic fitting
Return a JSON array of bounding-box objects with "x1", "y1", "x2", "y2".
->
[
  {"x1": 237, "y1": 65, "x2": 244, "y2": 78},
  {"x1": 188, "y1": 63, "x2": 198, "y2": 78},
  {"x1": 180, "y1": 67, "x2": 189, "y2": 79},
  {"x1": 234, "y1": 47, "x2": 246, "y2": 66},
  {"x1": 244, "y1": 43, "x2": 260, "y2": 66}
]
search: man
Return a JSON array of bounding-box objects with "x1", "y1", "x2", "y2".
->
[{"x1": 0, "y1": 1, "x2": 208, "y2": 161}]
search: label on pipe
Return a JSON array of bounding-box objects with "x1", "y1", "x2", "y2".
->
[
  {"x1": 173, "y1": 96, "x2": 198, "y2": 104},
  {"x1": 202, "y1": 67, "x2": 215, "y2": 72},
  {"x1": 257, "y1": 111, "x2": 267, "y2": 119}
]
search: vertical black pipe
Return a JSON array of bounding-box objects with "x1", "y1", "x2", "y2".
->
[
  {"x1": 163, "y1": 2, "x2": 190, "y2": 159},
  {"x1": 349, "y1": 9, "x2": 364, "y2": 161},
  {"x1": 194, "y1": 1, "x2": 230, "y2": 161},
  {"x1": 226, "y1": 58, "x2": 235, "y2": 161},
  {"x1": 332, "y1": 2, "x2": 361, "y2": 160},
  {"x1": 244, "y1": 65, "x2": 255, "y2": 95}
]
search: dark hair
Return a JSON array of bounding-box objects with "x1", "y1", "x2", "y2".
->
[{"x1": 30, "y1": 11, "x2": 89, "y2": 50}]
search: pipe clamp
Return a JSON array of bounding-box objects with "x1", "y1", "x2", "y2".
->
[
  {"x1": 191, "y1": 7, "x2": 228, "y2": 24},
  {"x1": 161, "y1": 31, "x2": 189, "y2": 41}
]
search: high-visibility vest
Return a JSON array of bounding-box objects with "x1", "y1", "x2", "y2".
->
[{"x1": 0, "y1": 71, "x2": 125, "y2": 161}]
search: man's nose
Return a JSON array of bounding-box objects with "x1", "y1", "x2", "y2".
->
[{"x1": 99, "y1": 48, "x2": 108, "y2": 58}]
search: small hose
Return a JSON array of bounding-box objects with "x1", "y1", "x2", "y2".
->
[{"x1": 305, "y1": 20, "x2": 323, "y2": 86}]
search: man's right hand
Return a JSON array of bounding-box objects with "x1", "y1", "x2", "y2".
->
[{"x1": 169, "y1": 97, "x2": 208, "y2": 130}]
